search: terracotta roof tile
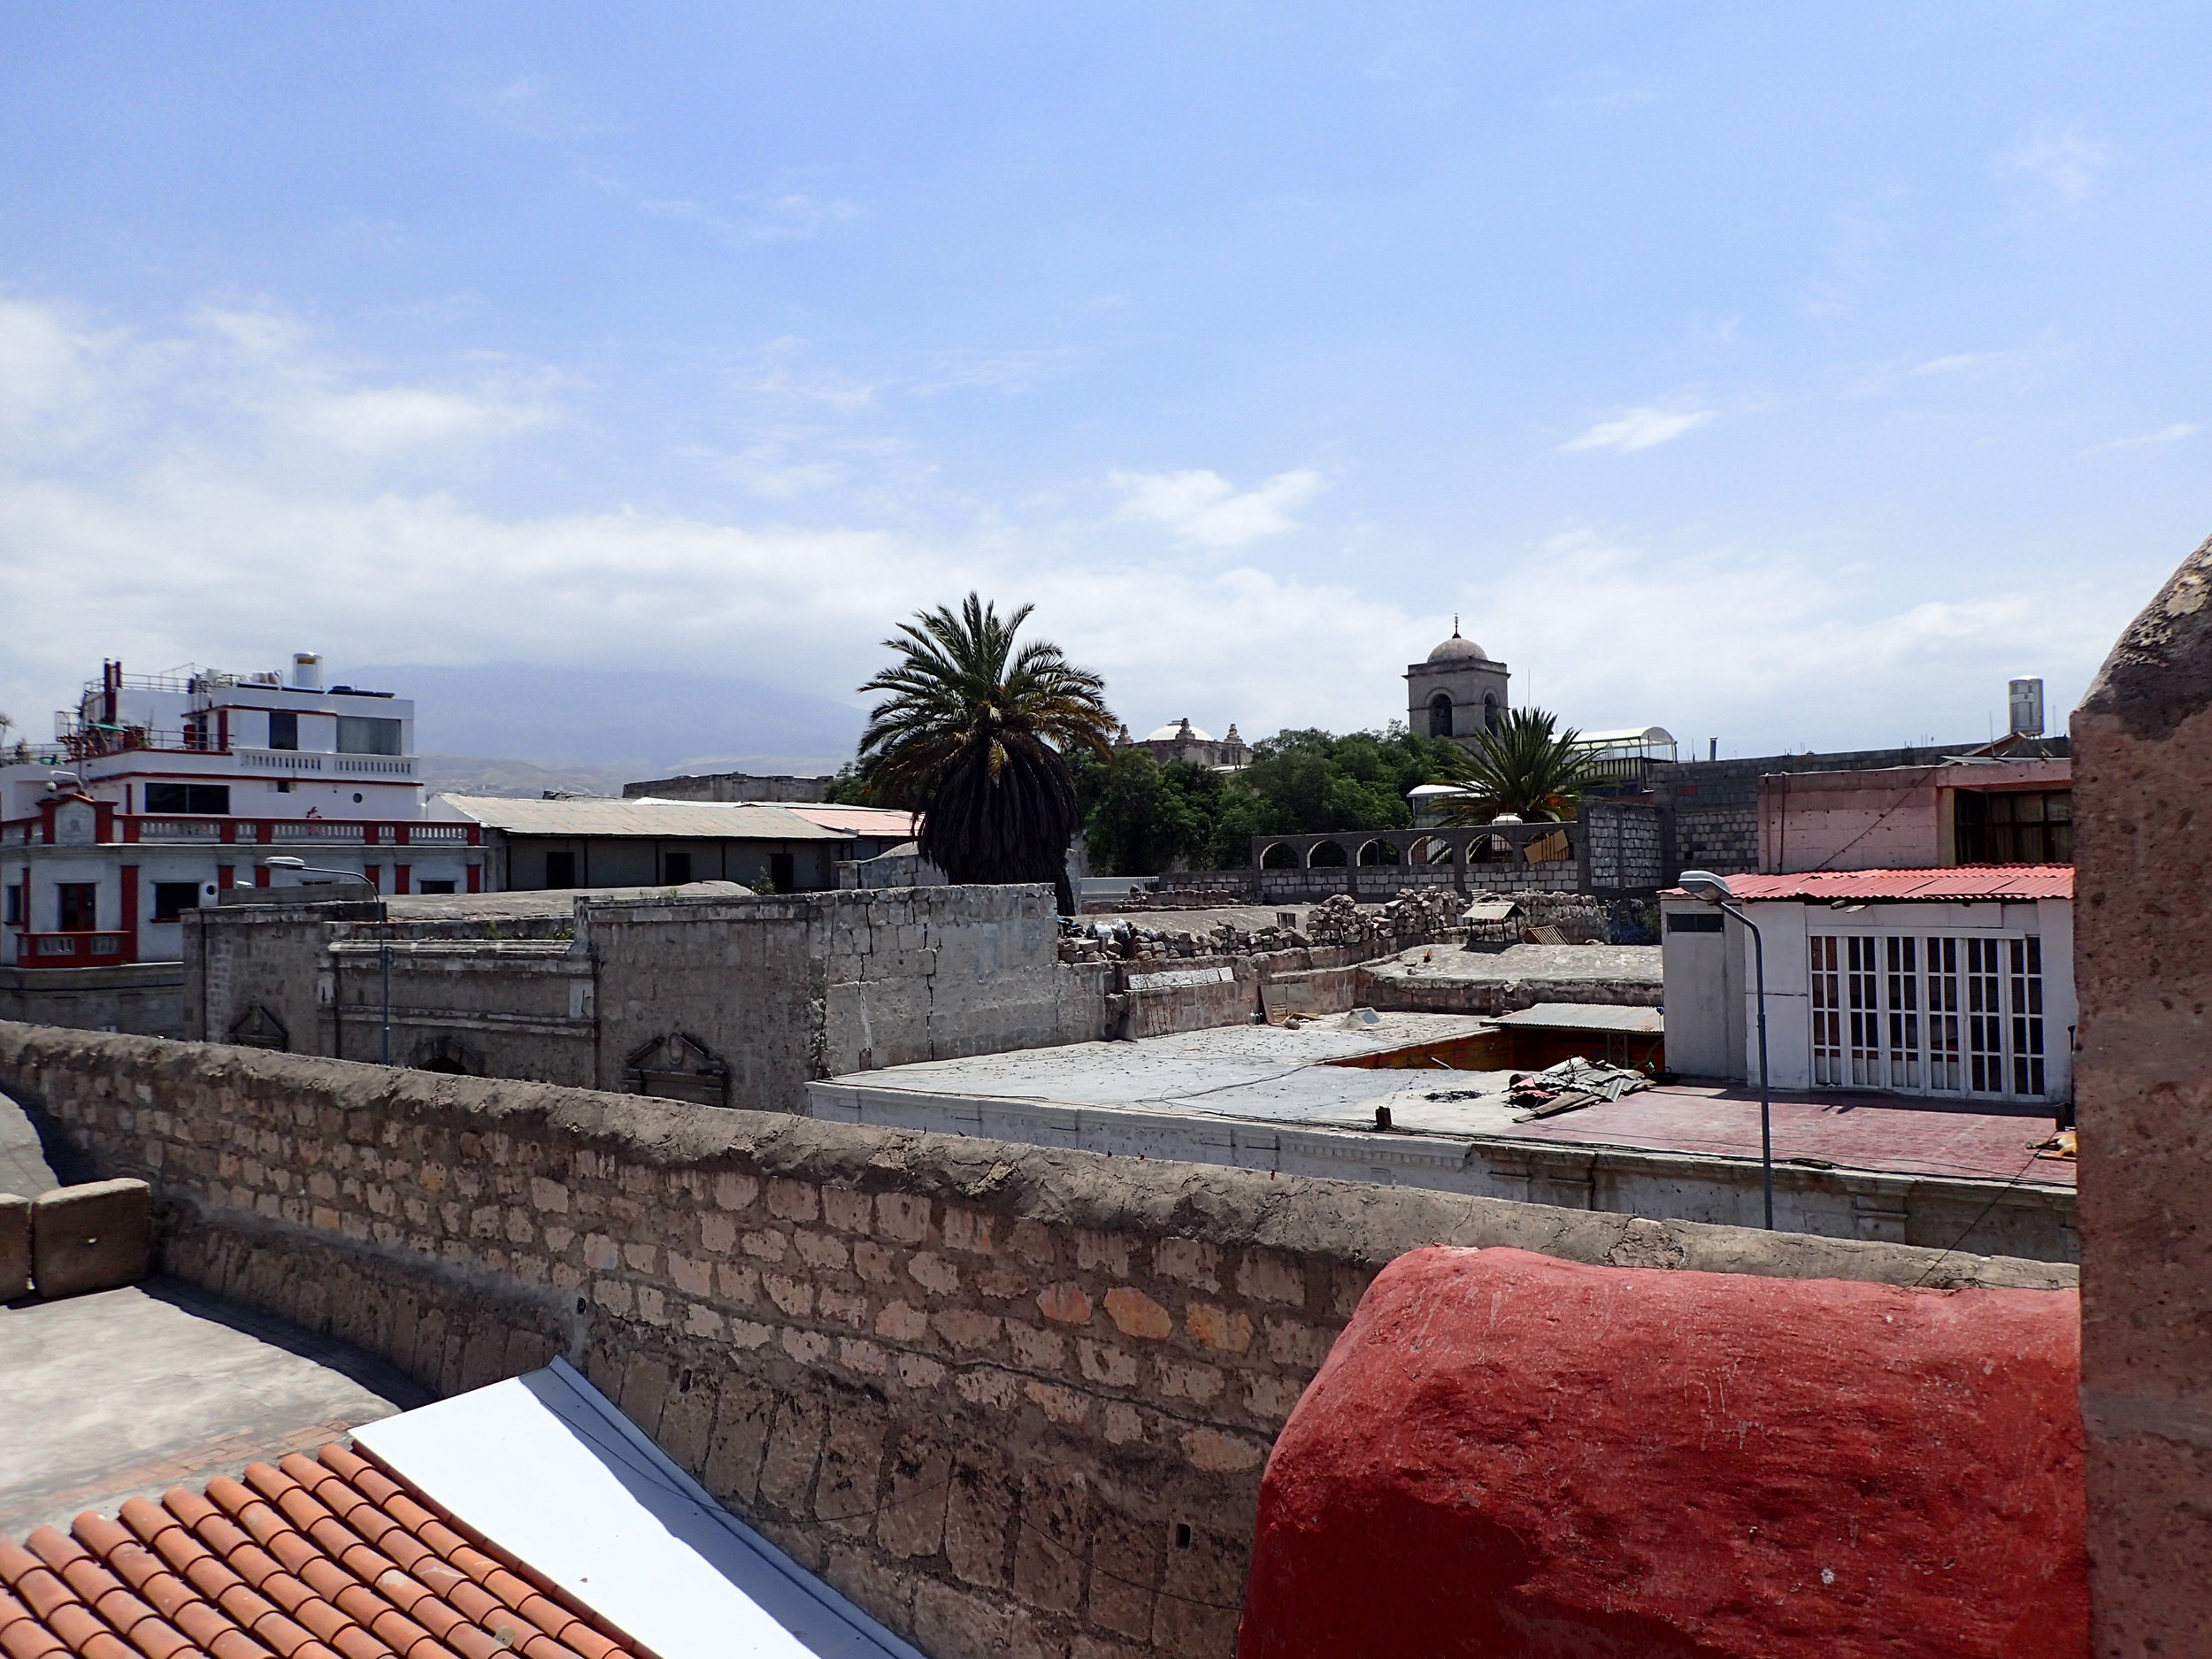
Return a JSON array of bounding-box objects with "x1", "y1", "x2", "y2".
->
[{"x1": 1, "y1": 1453, "x2": 644, "y2": 1659}]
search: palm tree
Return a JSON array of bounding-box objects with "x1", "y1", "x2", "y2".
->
[
  {"x1": 856, "y1": 594, "x2": 1117, "y2": 914},
  {"x1": 1434, "y1": 707, "x2": 1595, "y2": 824}
]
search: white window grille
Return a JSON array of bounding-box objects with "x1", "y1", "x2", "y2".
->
[
  {"x1": 1808, "y1": 932, "x2": 2047, "y2": 1100},
  {"x1": 1809, "y1": 935, "x2": 1842, "y2": 1086}
]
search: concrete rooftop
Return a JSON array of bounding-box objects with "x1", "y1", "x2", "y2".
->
[
  {"x1": 0, "y1": 1087, "x2": 428, "y2": 1540},
  {"x1": 814, "y1": 1015, "x2": 2073, "y2": 1191}
]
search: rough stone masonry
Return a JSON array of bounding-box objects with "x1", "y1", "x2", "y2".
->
[{"x1": 0, "y1": 1024, "x2": 2071, "y2": 1659}]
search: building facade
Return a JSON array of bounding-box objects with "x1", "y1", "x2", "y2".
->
[
  {"x1": 1404, "y1": 625, "x2": 1510, "y2": 749},
  {"x1": 2, "y1": 656, "x2": 483, "y2": 971},
  {"x1": 1112, "y1": 718, "x2": 1250, "y2": 770}
]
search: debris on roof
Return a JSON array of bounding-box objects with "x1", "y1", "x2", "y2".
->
[{"x1": 1504, "y1": 1056, "x2": 1654, "y2": 1121}]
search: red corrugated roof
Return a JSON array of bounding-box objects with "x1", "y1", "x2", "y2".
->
[
  {"x1": 0, "y1": 1443, "x2": 641, "y2": 1659},
  {"x1": 1672, "y1": 865, "x2": 2073, "y2": 902}
]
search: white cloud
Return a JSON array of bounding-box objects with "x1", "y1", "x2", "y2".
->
[
  {"x1": 0, "y1": 294, "x2": 2146, "y2": 762},
  {"x1": 1109, "y1": 467, "x2": 1322, "y2": 549},
  {"x1": 2083, "y1": 422, "x2": 2199, "y2": 456},
  {"x1": 1558, "y1": 406, "x2": 1714, "y2": 454},
  {"x1": 1912, "y1": 353, "x2": 1985, "y2": 376},
  {"x1": 2001, "y1": 123, "x2": 2114, "y2": 204}
]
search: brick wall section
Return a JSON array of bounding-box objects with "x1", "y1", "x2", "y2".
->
[
  {"x1": 0, "y1": 1025, "x2": 2075, "y2": 1659},
  {"x1": 1647, "y1": 741, "x2": 2068, "y2": 879}
]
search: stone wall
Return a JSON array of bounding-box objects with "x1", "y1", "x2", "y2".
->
[
  {"x1": 0, "y1": 1025, "x2": 2073, "y2": 1659},
  {"x1": 0, "y1": 963, "x2": 187, "y2": 1040},
  {"x1": 2071, "y1": 531, "x2": 2212, "y2": 1651},
  {"x1": 188, "y1": 885, "x2": 1114, "y2": 1112},
  {"x1": 622, "y1": 771, "x2": 833, "y2": 803}
]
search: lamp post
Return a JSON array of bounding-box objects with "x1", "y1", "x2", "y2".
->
[
  {"x1": 263, "y1": 856, "x2": 391, "y2": 1065},
  {"x1": 1680, "y1": 870, "x2": 1773, "y2": 1230}
]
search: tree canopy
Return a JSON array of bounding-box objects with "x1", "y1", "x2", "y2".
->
[
  {"x1": 853, "y1": 594, "x2": 1116, "y2": 911},
  {"x1": 1434, "y1": 706, "x2": 1594, "y2": 824},
  {"x1": 1076, "y1": 724, "x2": 1465, "y2": 874}
]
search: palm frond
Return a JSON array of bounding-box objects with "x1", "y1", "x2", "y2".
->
[{"x1": 1434, "y1": 707, "x2": 1595, "y2": 824}]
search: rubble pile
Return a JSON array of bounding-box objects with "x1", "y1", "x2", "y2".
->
[
  {"x1": 1502, "y1": 1056, "x2": 1653, "y2": 1121},
  {"x1": 1056, "y1": 888, "x2": 1470, "y2": 965},
  {"x1": 1461, "y1": 892, "x2": 1612, "y2": 946}
]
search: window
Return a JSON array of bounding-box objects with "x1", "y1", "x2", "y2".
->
[
  {"x1": 1483, "y1": 694, "x2": 1501, "y2": 733},
  {"x1": 4, "y1": 884, "x2": 19, "y2": 926},
  {"x1": 1809, "y1": 935, "x2": 1842, "y2": 1086},
  {"x1": 2010, "y1": 936, "x2": 2047, "y2": 1097},
  {"x1": 267, "y1": 710, "x2": 298, "y2": 750},
  {"x1": 1427, "y1": 694, "x2": 1454, "y2": 739},
  {"x1": 664, "y1": 851, "x2": 694, "y2": 883},
  {"x1": 1884, "y1": 936, "x2": 1919, "y2": 1089},
  {"x1": 143, "y1": 782, "x2": 231, "y2": 815},
  {"x1": 58, "y1": 883, "x2": 97, "y2": 932},
  {"x1": 418, "y1": 879, "x2": 457, "y2": 895},
  {"x1": 1955, "y1": 790, "x2": 2074, "y2": 864},
  {"x1": 1846, "y1": 936, "x2": 1880, "y2": 1087},
  {"x1": 1809, "y1": 931, "x2": 2047, "y2": 1098},
  {"x1": 335, "y1": 716, "x2": 402, "y2": 756},
  {"x1": 1667, "y1": 910, "x2": 1724, "y2": 933},
  {"x1": 152, "y1": 881, "x2": 202, "y2": 923},
  {"x1": 544, "y1": 849, "x2": 576, "y2": 889}
]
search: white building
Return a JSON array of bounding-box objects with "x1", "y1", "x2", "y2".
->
[
  {"x1": 1661, "y1": 866, "x2": 2075, "y2": 1109},
  {"x1": 3, "y1": 655, "x2": 482, "y2": 969}
]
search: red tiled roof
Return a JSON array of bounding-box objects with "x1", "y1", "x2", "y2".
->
[
  {"x1": 1673, "y1": 865, "x2": 2074, "y2": 902},
  {"x1": 0, "y1": 1444, "x2": 643, "y2": 1659}
]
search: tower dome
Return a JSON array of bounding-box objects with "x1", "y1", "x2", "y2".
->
[{"x1": 1427, "y1": 619, "x2": 1486, "y2": 663}]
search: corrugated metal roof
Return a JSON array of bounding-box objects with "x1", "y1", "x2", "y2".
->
[
  {"x1": 780, "y1": 803, "x2": 919, "y2": 837},
  {"x1": 1492, "y1": 1002, "x2": 1666, "y2": 1033},
  {"x1": 435, "y1": 795, "x2": 846, "y2": 841},
  {"x1": 1677, "y1": 865, "x2": 2074, "y2": 902}
]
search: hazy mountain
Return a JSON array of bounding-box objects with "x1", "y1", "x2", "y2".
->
[
  {"x1": 418, "y1": 755, "x2": 636, "y2": 800},
  {"x1": 350, "y1": 662, "x2": 867, "y2": 779}
]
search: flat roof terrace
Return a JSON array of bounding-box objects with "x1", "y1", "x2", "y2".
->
[{"x1": 807, "y1": 1017, "x2": 2076, "y2": 1263}]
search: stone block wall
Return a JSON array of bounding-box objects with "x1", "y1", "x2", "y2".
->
[
  {"x1": 1582, "y1": 799, "x2": 1663, "y2": 892},
  {"x1": 2071, "y1": 532, "x2": 2212, "y2": 1651},
  {"x1": 190, "y1": 885, "x2": 1114, "y2": 1110},
  {"x1": 0, "y1": 1025, "x2": 2073, "y2": 1659}
]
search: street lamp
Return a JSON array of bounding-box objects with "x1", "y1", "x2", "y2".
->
[
  {"x1": 1680, "y1": 869, "x2": 1774, "y2": 1230},
  {"x1": 263, "y1": 856, "x2": 392, "y2": 1066}
]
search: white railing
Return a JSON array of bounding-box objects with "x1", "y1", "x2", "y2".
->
[
  {"x1": 134, "y1": 818, "x2": 227, "y2": 841},
  {"x1": 271, "y1": 819, "x2": 367, "y2": 843},
  {"x1": 239, "y1": 749, "x2": 325, "y2": 772},
  {"x1": 334, "y1": 756, "x2": 414, "y2": 776}
]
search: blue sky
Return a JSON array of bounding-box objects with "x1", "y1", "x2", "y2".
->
[{"x1": 2, "y1": 3, "x2": 2205, "y2": 764}]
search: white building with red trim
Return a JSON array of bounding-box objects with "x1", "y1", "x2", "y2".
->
[
  {"x1": 2, "y1": 654, "x2": 484, "y2": 970},
  {"x1": 1661, "y1": 866, "x2": 2075, "y2": 1109}
]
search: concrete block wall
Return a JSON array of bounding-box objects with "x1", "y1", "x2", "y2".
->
[
  {"x1": 1582, "y1": 799, "x2": 1664, "y2": 892},
  {"x1": 0, "y1": 1025, "x2": 2075, "y2": 1659}
]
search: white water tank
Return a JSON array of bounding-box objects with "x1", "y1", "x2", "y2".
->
[
  {"x1": 2008, "y1": 678, "x2": 2045, "y2": 738},
  {"x1": 292, "y1": 652, "x2": 324, "y2": 692}
]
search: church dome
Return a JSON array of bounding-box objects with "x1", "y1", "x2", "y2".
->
[
  {"x1": 1145, "y1": 718, "x2": 1213, "y2": 742},
  {"x1": 1427, "y1": 626, "x2": 1486, "y2": 663}
]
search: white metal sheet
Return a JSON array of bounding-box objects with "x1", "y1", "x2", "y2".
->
[{"x1": 355, "y1": 1359, "x2": 925, "y2": 1659}]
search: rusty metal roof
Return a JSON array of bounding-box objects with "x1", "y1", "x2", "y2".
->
[
  {"x1": 1676, "y1": 865, "x2": 2074, "y2": 902},
  {"x1": 434, "y1": 795, "x2": 847, "y2": 841}
]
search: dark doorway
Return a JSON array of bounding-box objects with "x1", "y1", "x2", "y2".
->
[
  {"x1": 58, "y1": 883, "x2": 97, "y2": 931},
  {"x1": 664, "y1": 850, "x2": 694, "y2": 884},
  {"x1": 544, "y1": 849, "x2": 577, "y2": 888},
  {"x1": 770, "y1": 851, "x2": 795, "y2": 891}
]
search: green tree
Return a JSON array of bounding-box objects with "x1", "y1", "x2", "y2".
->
[
  {"x1": 1435, "y1": 706, "x2": 1594, "y2": 823},
  {"x1": 854, "y1": 594, "x2": 1116, "y2": 913},
  {"x1": 1076, "y1": 750, "x2": 1227, "y2": 875},
  {"x1": 818, "y1": 762, "x2": 869, "y2": 805}
]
